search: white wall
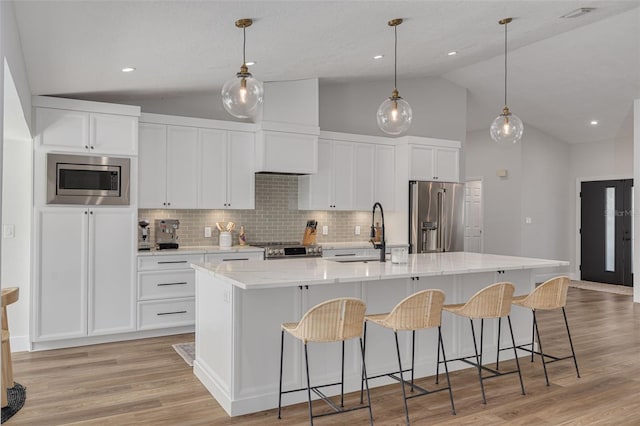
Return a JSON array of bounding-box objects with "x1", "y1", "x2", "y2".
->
[
  {"x1": 2, "y1": 0, "x2": 33, "y2": 350},
  {"x1": 319, "y1": 76, "x2": 467, "y2": 142},
  {"x1": 465, "y1": 123, "x2": 572, "y2": 281}
]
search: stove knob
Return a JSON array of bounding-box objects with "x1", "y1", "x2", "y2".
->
[
  {"x1": 308, "y1": 247, "x2": 314, "y2": 254},
  {"x1": 278, "y1": 249, "x2": 284, "y2": 255},
  {"x1": 267, "y1": 249, "x2": 273, "y2": 256},
  {"x1": 318, "y1": 247, "x2": 322, "y2": 253}
]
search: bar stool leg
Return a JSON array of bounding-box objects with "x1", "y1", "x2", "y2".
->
[
  {"x1": 469, "y1": 318, "x2": 487, "y2": 404},
  {"x1": 360, "y1": 337, "x2": 374, "y2": 426},
  {"x1": 507, "y1": 315, "x2": 526, "y2": 395},
  {"x1": 304, "y1": 342, "x2": 314, "y2": 426},
  {"x1": 496, "y1": 317, "x2": 502, "y2": 369},
  {"x1": 360, "y1": 321, "x2": 368, "y2": 404},
  {"x1": 438, "y1": 327, "x2": 456, "y2": 415},
  {"x1": 410, "y1": 330, "x2": 416, "y2": 392},
  {"x1": 341, "y1": 340, "x2": 345, "y2": 407},
  {"x1": 532, "y1": 310, "x2": 550, "y2": 386},
  {"x1": 530, "y1": 311, "x2": 536, "y2": 362},
  {"x1": 394, "y1": 331, "x2": 410, "y2": 425},
  {"x1": 278, "y1": 330, "x2": 285, "y2": 419},
  {"x1": 562, "y1": 307, "x2": 581, "y2": 378},
  {"x1": 435, "y1": 330, "x2": 441, "y2": 385}
]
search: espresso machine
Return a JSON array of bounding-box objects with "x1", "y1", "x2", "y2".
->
[
  {"x1": 155, "y1": 219, "x2": 180, "y2": 250},
  {"x1": 138, "y1": 219, "x2": 151, "y2": 251}
]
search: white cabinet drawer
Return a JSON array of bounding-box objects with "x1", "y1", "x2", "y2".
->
[
  {"x1": 138, "y1": 270, "x2": 195, "y2": 300},
  {"x1": 138, "y1": 298, "x2": 195, "y2": 330},
  {"x1": 205, "y1": 252, "x2": 264, "y2": 263},
  {"x1": 137, "y1": 254, "x2": 204, "y2": 271}
]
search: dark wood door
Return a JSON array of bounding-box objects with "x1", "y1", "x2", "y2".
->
[{"x1": 580, "y1": 179, "x2": 633, "y2": 286}]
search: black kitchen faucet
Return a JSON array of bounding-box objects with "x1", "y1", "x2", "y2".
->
[{"x1": 370, "y1": 202, "x2": 386, "y2": 262}]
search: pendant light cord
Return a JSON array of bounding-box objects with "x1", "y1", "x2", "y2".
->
[
  {"x1": 394, "y1": 24, "x2": 398, "y2": 90},
  {"x1": 504, "y1": 21, "x2": 508, "y2": 107}
]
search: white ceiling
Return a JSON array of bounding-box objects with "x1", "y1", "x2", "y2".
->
[{"x1": 12, "y1": 1, "x2": 640, "y2": 144}]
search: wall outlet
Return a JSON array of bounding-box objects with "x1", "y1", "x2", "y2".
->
[
  {"x1": 525, "y1": 217, "x2": 532, "y2": 224},
  {"x1": 355, "y1": 225, "x2": 361, "y2": 235},
  {"x1": 322, "y1": 225, "x2": 329, "y2": 235},
  {"x1": 204, "y1": 226, "x2": 212, "y2": 237}
]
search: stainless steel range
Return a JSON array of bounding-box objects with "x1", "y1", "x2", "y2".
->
[{"x1": 252, "y1": 242, "x2": 323, "y2": 260}]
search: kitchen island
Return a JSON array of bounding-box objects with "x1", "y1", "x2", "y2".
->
[{"x1": 191, "y1": 252, "x2": 568, "y2": 416}]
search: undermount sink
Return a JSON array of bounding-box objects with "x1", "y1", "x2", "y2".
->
[{"x1": 328, "y1": 257, "x2": 380, "y2": 263}]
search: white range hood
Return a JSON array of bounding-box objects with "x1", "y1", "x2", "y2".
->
[{"x1": 255, "y1": 79, "x2": 319, "y2": 175}]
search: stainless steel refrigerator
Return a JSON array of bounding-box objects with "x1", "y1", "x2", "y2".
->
[{"x1": 409, "y1": 181, "x2": 464, "y2": 253}]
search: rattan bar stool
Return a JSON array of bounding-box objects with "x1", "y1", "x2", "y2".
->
[
  {"x1": 497, "y1": 276, "x2": 580, "y2": 386},
  {"x1": 441, "y1": 282, "x2": 525, "y2": 404},
  {"x1": 2, "y1": 287, "x2": 19, "y2": 408},
  {"x1": 360, "y1": 289, "x2": 455, "y2": 425},
  {"x1": 277, "y1": 297, "x2": 373, "y2": 425}
]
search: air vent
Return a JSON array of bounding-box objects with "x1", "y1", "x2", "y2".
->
[{"x1": 560, "y1": 7, "x2": 595, "y2": 19}]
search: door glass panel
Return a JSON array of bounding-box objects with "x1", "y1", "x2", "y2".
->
[
  {"x1": 632, "y1": 187, "x2": 634, "y2": 274},
  {"x1": 605, "y1": 187, "x2": 615, "y2": 272}
]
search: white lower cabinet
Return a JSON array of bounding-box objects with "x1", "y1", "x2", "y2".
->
[
  {"x1": 137, "y1": 253, "x2": 203, "y2": 330},
  {"x1": 35, "y1": 207, "x2": 136, "y2": 341}
]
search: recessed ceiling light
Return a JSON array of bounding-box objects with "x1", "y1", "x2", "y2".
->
[
  {"x1": 373, "y1": 54, "x2": 384, "y2": 60},
  {"x1": 590, "y1": 120, "x2": 599, "y2": 126},
  {"x1": 447, "y1": 51, "x2": 458, "y2": 56},
  {"x1": 245, "y1": 61, "x2": 256, "y2": 66},
  {"x1": 560, "y1": 7, "x2": 596, "y2": 19},
  {"x1": 121, "y1": 67, "x2": 136, "y2": 73}
]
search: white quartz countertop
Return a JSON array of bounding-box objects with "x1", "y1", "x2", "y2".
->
[
  {"x1": 191, "y1": 252, "x2": 569, "y2": 290},
  {"x1": 138, "y1": 245, "x2": 264, "y2": 256}
]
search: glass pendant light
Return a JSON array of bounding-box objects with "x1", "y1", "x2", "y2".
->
[
  {"x1": 377, "y1": 18, "x2": 412, "y2": 136},
  {"x1": 490, "y1": 17, "x2": 523, "y2": 144},
  {"x1": 222, "y1": 18, "x2": 263, "y2": 119}
]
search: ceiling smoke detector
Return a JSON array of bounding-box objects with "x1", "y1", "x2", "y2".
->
[{"x1": 560, "y1": 8, "x2": 596, "y2": 19}]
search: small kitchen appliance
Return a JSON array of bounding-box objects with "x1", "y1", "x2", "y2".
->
[
  {"x1": 138, "y1": 219, "x2": 151, "y2": 251},
  {"x1": 155, "y1": 219, "x2": 180, "y2": 250},
  {"x1": 253, "y1": 242, "x2": 322, "y2": 260}
]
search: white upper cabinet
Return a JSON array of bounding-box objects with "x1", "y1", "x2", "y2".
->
[
  {"x1": 139, "y1": 114, "x2": 256, "y2": 210},
  {"x1": 138, "y1": 123, "x2": 168, "y2": 208},
  {"x1": 89, "y1": 113, "x2": 138, "y2": 155},
  {"x1": 199, "y1": 129, "x2": 255, "y2": 210},
  {"x1": 166, "y1": 126, "x2": 199, "y2": 209},
  {"x1": 400, "y1": 136, "x2": 461, "y2": 182},
  {"x1": 299, "y1": 138, "x2": 354, "y2": 210},
  {"x1": 33, "y1": 97, "x2": 140, "y2": 156},
  {"x1": 299, "y1": 132, "x2": 396, "y2": 212},
  {"x1": 139, "y1": 124, "x2": 199, "y2": 209}
]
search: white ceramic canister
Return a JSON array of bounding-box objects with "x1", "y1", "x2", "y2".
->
[{"x1": 219, "y1": 231, "x2": 232, "y2": 248}]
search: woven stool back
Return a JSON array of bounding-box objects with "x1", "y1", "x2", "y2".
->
[
  {"x1": 293, "y1": 298, "x2": 366, "y2": 343},
  {"x1": 516, "y1": 276, "x2": 569, "y2": 310},
  {"x1": 384, "y1": 289, "x2": 445, "y2": 331},
  {"x1": 458, "y1": 282, "x2": 515, "y2": 319}
]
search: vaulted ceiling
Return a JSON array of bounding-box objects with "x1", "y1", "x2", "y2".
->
[{"x1": 12, "y1": 1, "x2": 640, "y2": 144}]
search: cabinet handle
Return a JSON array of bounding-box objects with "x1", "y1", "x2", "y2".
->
[
  {"x1": 84, "y1": 211, "x2": 88, "y2": 215},
  {"x1": 163, "y1": 202, "x2": 166, "y2": 206},
  {"x1": 156, "y1": 310, "x2": 188, "y2": 316},
  {"x1": 157, "y1": 260, "x2": 188, "y2": 264},
  {"x1": 335, "y1": 253, "x2": 357, "y2": 257},
  {"x1": 157, "y1": 282, "x2": 188, "y2": 286},
  {"x1": 167, "y1": 202, "x2": 171, "y2": 206},
  {"x1": 84, "y1": 145, "x2": 89, "y2": 149},
  {"x1": 222, "y1": 258, "x2": 249, "y2": 262},
  {"x1": 90, "y1": 146, "x2": 94, "y2": 150},
  {"x1": 89, "y1": 211, "x2": 93, "y2": 215}
]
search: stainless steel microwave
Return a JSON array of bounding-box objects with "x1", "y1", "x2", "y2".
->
[{"x1": 47, "y1": 153, "x2": 130, "y2": 205}]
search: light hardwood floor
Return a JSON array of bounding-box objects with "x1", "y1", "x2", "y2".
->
[{"x1": 7, "y1": 287, "x2": 640, "y2": 425}]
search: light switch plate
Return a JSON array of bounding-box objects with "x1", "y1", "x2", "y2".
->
[
  {"x1": 525, "y1": 217, "x2": 532, "y2": 224},
  {"x1": 322, "y1": 225, "x2": 329, "y2": 235},
  {"x1": 355, "y1": 226, "x2": 361, "y2": 235},
  {"x1": 204, "y1": 226, "x2": 212, "y2": 237}
]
